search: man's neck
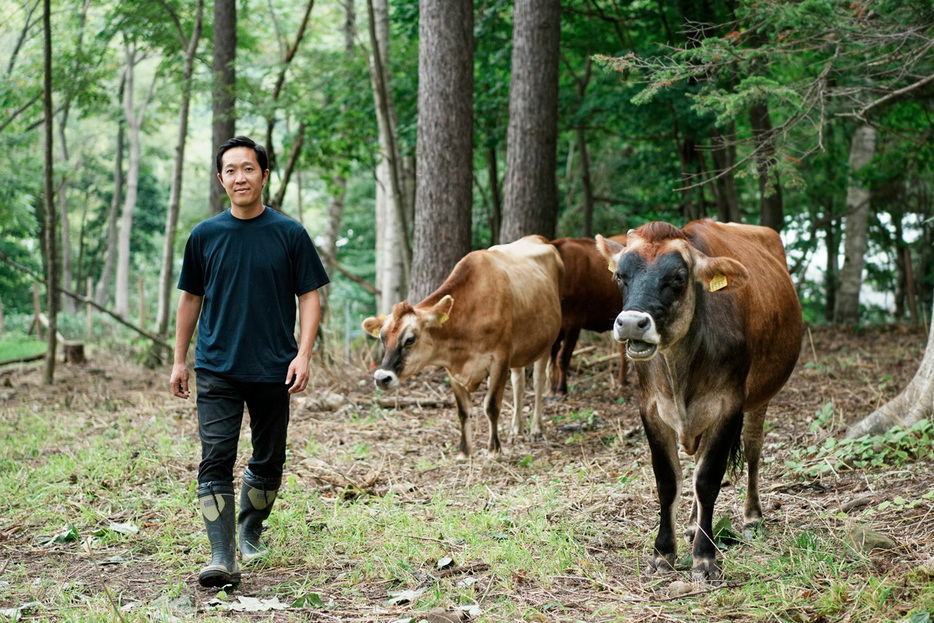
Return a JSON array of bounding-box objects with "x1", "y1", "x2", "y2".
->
[{"x1": 230, "y1": 203, "x2": 265, "y2": 220}]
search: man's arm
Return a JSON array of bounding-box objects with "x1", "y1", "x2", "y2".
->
[
  {"x1": 170, "y1": 291, "x2": 204, "y2": 399},
  {"x1": 285, "y1": 289, "x2": 321, "y2": 394}
]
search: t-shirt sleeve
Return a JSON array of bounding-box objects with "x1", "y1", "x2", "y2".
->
[
  {"x1": 293, "y1": 228, "x2": 330, "y2": 295},
  {"x1": 177, "y1": 232, "x2": 206, "y2": 296}
]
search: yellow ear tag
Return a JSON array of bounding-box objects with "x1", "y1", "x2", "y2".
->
[
  {"x1": 709, "y1": 274, "x2": 728, "y2": 292},
  {"x1": 370, "y1": 328, "x2": 381, "y2": 338},
  {"x1": 438, "y1": 312, "x2": 449, "y2": 325}
]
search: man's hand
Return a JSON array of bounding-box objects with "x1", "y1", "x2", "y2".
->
[
  {"x1": 285, "y1": 355, "x2": 310, "y2": 394},
  {"x1": 170, "y1": 363, "x2": 191, "y2": 399}
]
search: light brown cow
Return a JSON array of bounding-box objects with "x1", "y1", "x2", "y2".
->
[
  {"x1": 597, "y1": 219, "x2": 802, "y2": 582},
  {"x1": 549, "y1": 235, "x2": 629, "y2": 397},
  {"x1": 362, "y1": 235, "x2": 564, "y2": 458}
]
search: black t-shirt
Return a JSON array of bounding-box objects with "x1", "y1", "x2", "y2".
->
[{"x1": 178, "y1": 207, "x2": 330, "y2": 381}]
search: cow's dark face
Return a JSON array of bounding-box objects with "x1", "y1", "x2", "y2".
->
[
  {"x1": 361, "y1": 296, "x2": 454, "y2": 389},
  {"x1": 596, "y1": 228, "x2": 749, "y2": 361}
]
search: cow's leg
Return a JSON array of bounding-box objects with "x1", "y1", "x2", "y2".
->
[
  {"x1": 451, "y1": 381, "x2": 474, "y2": 459},
  {"x1": 691, "y1": 410, "x2": 743, "y2": 583},
  {"x1": 529, "y1": 354, "x2": 549, "y2": 438},
  {"x1": 508, "y1": 367, "x2": 526, "y2": 437},
  {"x1": 685, "y1": 496, "x2": 698, "y2": 544},
  {"x1": 554, "y1": 326, "x2": 580, "y2": 396},
  {"x1": 641, "y1": 409, "x2": 681, "y2": 574},
  {"x1": 548, "y1": 332, "x2": 564, "y2": 397},
  {"x1": 742, "y1": 404, "x2": 768, "y2": 538},
  {"x1": 616, "y1": 342, "x2": 629, "y2": 387},
  {"x1": 483, "y1": 363, "x2": 510, "y2": 457}
]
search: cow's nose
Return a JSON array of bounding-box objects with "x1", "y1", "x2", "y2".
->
[{"x1": 374, "y1": 369, "x2": 398, "y2": 389}]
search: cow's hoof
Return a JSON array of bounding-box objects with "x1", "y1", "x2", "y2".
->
[
  {"x1": 645, "y1": 554, "x2": 676, "y2": 575},
  {"x1": 691, "y1": 558, "x2": 721, "y2": 584},
  {"x1": 529, "y1": 428, "x2": 543, "y2": 440},
  {"x1": 742, "y1": 521, "x2": 764, "y2": 540},
  {"x1": 487, "y1": 448, "x2": 503, "y2": 461},
  {"x1": 545, "y1": 393, "x2": 566, "y2": 403}
]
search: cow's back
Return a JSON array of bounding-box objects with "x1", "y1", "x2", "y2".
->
[
  {"x1": 552, "y1": 236, "x2": 624, "y2": 332},
  {"x1": 685, "y1": 220, "x2": 802, "y2": 410},
  {"x1": 489, "y1": 236, "x2": 565, "y2": 367}
]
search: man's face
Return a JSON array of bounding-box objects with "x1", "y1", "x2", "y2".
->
[{"x1": 217, "y1": 146, "x2": 268, "y2": 210}]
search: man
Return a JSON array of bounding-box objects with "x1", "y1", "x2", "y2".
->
[{"x1": 170, "y1": 136, "x2": 329, "y2": 588}]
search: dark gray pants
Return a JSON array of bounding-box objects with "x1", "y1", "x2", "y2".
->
[{"x1": 195, "y1": 369, "x2": 291, "y2": 484}]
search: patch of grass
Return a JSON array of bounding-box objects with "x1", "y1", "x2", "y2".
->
[{"x1": 0, "y1": 336, "x2": 45, "y2": 361}]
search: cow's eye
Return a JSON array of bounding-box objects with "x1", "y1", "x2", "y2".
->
[
  {"x1": 404, "y1": 335, "x2": 416, "y2": 347},
  {"x1": 668, "y1": 271, "x2": 687, "y2": 289}
]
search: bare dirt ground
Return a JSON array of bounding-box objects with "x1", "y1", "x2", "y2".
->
[{"x1": 1, "y1": 324, "x2": 932, "y2": 621}]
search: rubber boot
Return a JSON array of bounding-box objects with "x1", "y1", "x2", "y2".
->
[
  {"x1": 238, "y1": 468, "x2": 280, "y2": 565},
  {"x1": 197, "y1": 482, "x2": 241, "y2": 587}
]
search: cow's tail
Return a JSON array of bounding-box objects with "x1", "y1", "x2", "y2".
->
[{"x1": 727, "y1": 412, "x2": 745, "y2": 478}]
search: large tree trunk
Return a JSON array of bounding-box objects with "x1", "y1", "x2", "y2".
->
[
  {"x1": 156, "y1": 0, "x2": 204, "y2": 339},
  {"x1": 834, "y1": 124, "x2": 876, "y2": 325},
  {"x1": 368, "y1": 0, "x2": 409, "y2": 312},
  {"x1": 95, "y1": 122, "x2": 123, "y2": 307},
  {"x1": 210, "y1": 0, "x2": 236, "y2": 216},
  {"x1": 408, "y1": 0, "x2": 473, "y2": 303},
  {"x1": 749, "y1": 101, "x2": 784, "y2": 232},
  {"x1": 500, "y1": 0, "x2": 561, "y2": 243},
  {"x1": 42, "y1": 0, "x2": 57, "y2": 383},
  {"x1": 845, "y1": 295, "x2": 934, "y2": 438}
]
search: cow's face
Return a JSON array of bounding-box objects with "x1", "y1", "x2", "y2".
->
[
  {"x1": 596, "y1": 228, "x2": 749, "y2": 360},
  {"x1": 361, "y1": 296, "x2": 454, "y2": 389}
]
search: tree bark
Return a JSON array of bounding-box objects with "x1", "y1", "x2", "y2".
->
[
  {"x1": 368, "y1": 0, "x2": 409, "y2": 312},
  {"x1": 42, "y1": 0, "x2": 57, "y2": 383},
  {"x1": 95, "y1": 122, "x2": 124, "y2": 307},
  {"x1": 834, "y1": 124, "x2": 876, "y2": 325},
  {"x1": 156, "y1": 0, "x2": 204, "y2": 339},
  {"x1": 408, "y1": 0, "x2": 473, "y2": 303},
  {"x1": 500, "y1": 0, "x2": 561, "y2": 243},
  {"x1": 749, "y1": 101, "x2": 784, "y2": 232},
  {"x1": 845, "y1": 294, "x2": 934, "y2": 438},
  {"x1": 485, "y1": 145, "x2": 502, "y2": 245},
  {"x1": 709, "y1": 124, "x2": 741, "y2": 223},
  {"x1": 823, "y1": 205, "x2": 838, "y2": 323},
  {"x1": 210, "y1": 0, "x2": 236, "y2": 215}
]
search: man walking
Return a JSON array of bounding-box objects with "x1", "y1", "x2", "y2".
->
[{"x1": 170, "y1": 136, "x2": 329, "y2": 587}]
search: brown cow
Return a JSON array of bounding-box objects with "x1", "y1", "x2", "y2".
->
[
  {"x1": 362, "y1": 235, "x2": 564, "y2": 458},
  {"x1": 596, "y1": 219, "x2": 802, "y2": 582},
  {"x1": 549, "y1": 235, "x2": 629, "y2": 397}
]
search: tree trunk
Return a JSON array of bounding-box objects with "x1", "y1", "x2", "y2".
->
[
  {"x1": 709, "y1": 124, "x2": 741, "y2": 223},
  {"x1": 749, "y1": 101, "x2": 784, "y2": 232},
  {"x1": 57, "y1": 110, "x2": 73, "y2": 314},
  {"x1": 156, "y1": 0, "x2": 204, "y2": 339},
  {"x1": 368, "y1": 0, "x2": 409, "y2": 312},
  {"x1": 95, "y1": 122, "x2": 124, "y2": 307},
  {"x1": 823, "y1": 206, "x2": 838, "y2": 323},
  {"x1": 115, "y1": 42, "x2": 156, "y2": 320},
  {"x1": 42, "y1": 0, "x2": 57, "y2": 383},
  {"x1": 845, "y1": 294, "x2": 934, "y2": 438},
  {"x1": 500, "y1": 0, "x2": 561, "y2": 243},
  {"x1": 408, "y1": 0, "x2": 473, "y2": 303},
  {"x1": 210, "y1": 0, "x2": 236, "y2": 216},
  {"x1": 834, "y1": 124, "x2": 876, "y2": 325},
  {"x1": 485, "y1": 145, "x2": 502, "y2": 246}
]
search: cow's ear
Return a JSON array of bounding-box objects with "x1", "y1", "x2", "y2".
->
[
  {"x1": 595, "y1": 234, "x2": 625, "y2": 273},
  {"x1": 694, "y1": 254, "x2": 750, "y2": 293},
  {"x1": 430, "y1": 295, "x2": 454, "y2": 326},
  {"x1": 362, "y1": 316, "x2": 384, "y2": 338}
]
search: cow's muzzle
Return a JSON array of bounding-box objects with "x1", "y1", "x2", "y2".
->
[
  {"x1": 613, "y1": 310, "x2": 660, "y2": 360},
  {"x1": 373, "y1": 369, "x2": 400, "y2": 389}
]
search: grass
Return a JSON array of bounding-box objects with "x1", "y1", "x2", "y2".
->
[
  {"x1": 0, "y1": 336, "x2": 46, "y2": 362},
  {"x1": 0, "y1": 349, "x2": 932, "y2": 622}
]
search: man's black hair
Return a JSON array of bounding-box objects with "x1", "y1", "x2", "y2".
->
[{"x1": 215, "y1": 136, "x2": 269, "y2": 174}]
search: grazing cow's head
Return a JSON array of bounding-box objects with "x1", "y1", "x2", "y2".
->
[
  {"x1": 361, "y1": 296, "x2": 455, "y2": 389},
  {"x1": 596, "y1": 223, "x2": 749, "y2": 360}
]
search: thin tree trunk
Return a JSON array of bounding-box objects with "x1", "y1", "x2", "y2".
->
[
  {"x1": 210, "y1": 0, "x2": 236, "y2": 215},
  {"x1": 845, "y1": 292, "x2": 934, "y2": 438},
  {"x1": 156, "y1": 0, "x2": 204, "y2": 339},
  {"x1": 485, "y1": 145, "x2": 502, "y2": 245},
  {"x1": 709, "y1": 125, "x2": 741, "y2": 222},
  {"x1": 823, "y1": 206, "x2": 838, "y2": 323},
  {"x1": 834, "y1": 124, "x2": 876, "y2": 325},
  {"x1": 500, "y1": 0, "x2": 561, "y2": 243},
  {"x1": 749, "y1": 102, "x2": 784, "y2": 232},
  {"x1": 95, "y1": 122, "x2": 124, "y2": 307},
  {"x1": 57, "y1": 110, "x2": 73, "y2": 314},
  {"x1": 42, "y1": 0, "x2": 57, "y2": 383},
  {"x1": 368, "y1": 0, "x2": 409, "y2": 312},
  {"x1": 408, "y1": 0, "x2": 473, "y2": 303}
]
